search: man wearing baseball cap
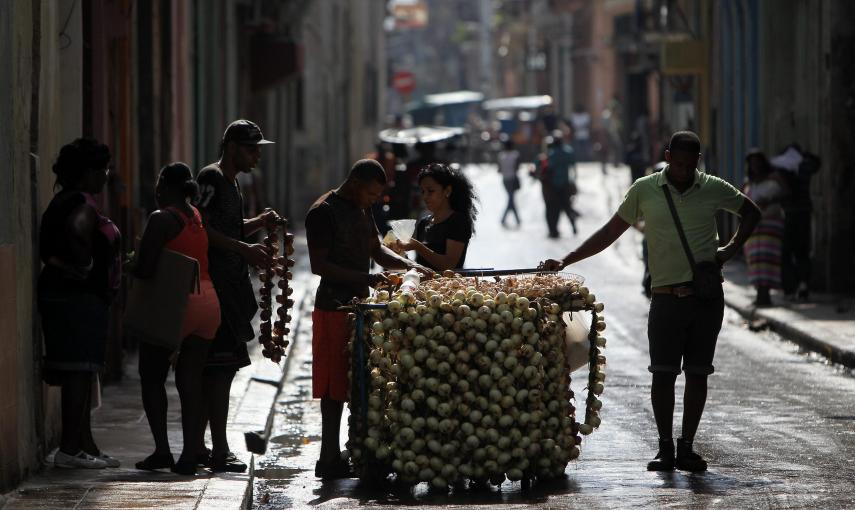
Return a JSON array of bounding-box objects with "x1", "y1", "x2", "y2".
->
[{"x1": 194, "y1": 119, "x2": 281, "y2": 472}]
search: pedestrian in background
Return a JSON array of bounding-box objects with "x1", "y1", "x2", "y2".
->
[
  {"x1": 742, "y1": 150, "x2": 788, "y2": 306},
  {"x1": 397, "y1": 162, "x2": 478, "y2": 271},
  {"x1": 194, "y1": 119, "x2": 282, "y2": 472},
  {"x1": 569, "y1": 103, "x2": 592, "y2": 161},
  {"x1": 133, "y1": 163, "x2": 221, "y2": 475},
  {"x1": 38, "y1": 138, "x2": 121, "y2": 469},
  {"x1": 772, "y1": 144, "x2": 821, "y2": 300},
  {"x1": 600, "y1": 97, "x2": 624, "y2": 174},
  {"x1": 535, "y1": 130, "x2": 579, "y2": 238},
  {"x1": 497, "y1": 137, "x2": 522, "y2": 228},
  {"x1": 625, "y1": 130, "x2": 647, "y2": 183},
  {"x1": 540, "y1": 131, "x2": 761, "y2": 472},
  {"x1": 625, "y1": 113, "x2": 651, "y2": 184},
  {"x1": 306, "y1": 159, "x2": 432, "y2": 480}
]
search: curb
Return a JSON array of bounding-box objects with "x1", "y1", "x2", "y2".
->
[
  {"x1": 204, "y1": 241, "x2": 313, "y2": 510},
  {"x1": 241, "y1": 279, "x2": 311, "y2": 455},
  {"x1": 723, "y1": 282, "x2": 855, "y2": 369}
]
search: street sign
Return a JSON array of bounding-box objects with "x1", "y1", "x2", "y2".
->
[{"x1": 392, "y1": 70, "x2": 416, "y2": 95}]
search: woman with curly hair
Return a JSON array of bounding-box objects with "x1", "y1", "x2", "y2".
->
[
  {"x1": 38, "y1": 138, "x2": 121, "y2": 469},
  {"x1": 396, "y1": 163, "x2": 478, "y2": 271}
]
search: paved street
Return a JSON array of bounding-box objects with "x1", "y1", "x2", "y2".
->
[{"x1": 253, "y1": 163, "x2": 855, "y2": 509}]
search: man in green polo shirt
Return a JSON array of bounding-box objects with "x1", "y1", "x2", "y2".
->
[{"x1": 540, "y1": 131, "x2": 761, "y2": 472}]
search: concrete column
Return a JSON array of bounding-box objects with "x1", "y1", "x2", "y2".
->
[
  {"x1": 0, "y1": 0, "x2": 37, "y2": 492},
  {"x1": 825, "y1": 0, "x2": 855, "y2": 291}
]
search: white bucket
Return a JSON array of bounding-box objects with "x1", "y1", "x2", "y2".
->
[{"x1": 563, "y1": 311, "x2": 591, "y2": 373}]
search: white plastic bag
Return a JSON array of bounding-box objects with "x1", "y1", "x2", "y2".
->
[
  {"x1": 389, "y1": 219, "x2": 417, "y2": 243},
  {"x1": 563, "y1": 311, "x2": 590, "y2": 373}
]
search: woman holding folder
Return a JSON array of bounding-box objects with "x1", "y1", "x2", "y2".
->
[{"x1": 132, "y1": 162, "x2": 221, "y2": 475}]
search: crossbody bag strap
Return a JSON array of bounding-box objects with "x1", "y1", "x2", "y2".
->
[{"x1": 661, "y1": 185, "x2": 697, "y2": 270}]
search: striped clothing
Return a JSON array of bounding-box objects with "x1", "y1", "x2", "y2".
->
[
  {"x1": 743, "y1": 178, "x2": 785, "y2": 288},
  {"x1": 743, "y1": 217, "x2": 784, "y2": 287}
]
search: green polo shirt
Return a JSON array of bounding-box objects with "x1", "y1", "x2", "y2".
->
[{"x1": 617, "y1": 168, "x2": 745, "y2": 287}]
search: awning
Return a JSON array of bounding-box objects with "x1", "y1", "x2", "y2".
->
[
  {"x1": 378, "y1": 126, "x2": 464, "y2": 144},
  {"x1": 483, "y1": 95, "x2": 553, "y2": 111},
  {"x1": 423, "y1": 90, "x2": 485, "y2": 106}
]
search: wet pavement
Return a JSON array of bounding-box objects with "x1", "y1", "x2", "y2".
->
[{"x1": 253, "y1": 162, "x2": 855, "y2": 509}]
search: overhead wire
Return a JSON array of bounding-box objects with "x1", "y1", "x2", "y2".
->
[{"x1": 59, "y1": 0, "x2": 78, "y2": 50}]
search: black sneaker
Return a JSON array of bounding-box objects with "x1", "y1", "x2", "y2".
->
[
  {"x1": 171, "y1": 458, "x2": 198, "y2": 476},
  {"x1": 135, "y1": 452, "x2": 175, "y2": 471},
  {"x1": 676, "y1": 438, "x2": 707, "y2": 472},
  {"x1": 646, "y1": 439, "x2": 675, "y2": 471},
  {"x1": 314, "y1": 458, "x2": 353, "y2": 480},
  {"x1": 209, "y1": 452, "x2": 247, "y2": 473}
]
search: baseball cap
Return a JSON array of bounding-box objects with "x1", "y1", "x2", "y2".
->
[{"x1": 222, "y1": 119, "x2": 275, "y2": 145}]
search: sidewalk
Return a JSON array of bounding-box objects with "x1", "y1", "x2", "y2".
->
[
  {"x1": 1, "y1": 236, "x2": 313, "y2": 510},
  {"x1": 722, "y1": 259, "x2": 855, "y2": 369}
]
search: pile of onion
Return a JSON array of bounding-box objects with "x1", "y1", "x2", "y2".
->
[{"x1": 346, "y1": 273, "x2": 606, "y2": 489}]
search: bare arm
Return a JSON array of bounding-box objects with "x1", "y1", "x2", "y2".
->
[
  {"x1": 399, "y1": 238, "x2": 465, "y2": 272},
  {"x1": 65, "y1": 204, "x2": 97, "y2": 267},
  {"x1": 47, "y1": 204, "x2": 98, "y2": 279},
  {"x1": 541, "y1": 213, "x2": 631, "y2": 270},
  {"x1": 716, "y1": 197, "x2": 762, "y2": 264},
  {"x1": 243, "y1": 208, "x2": 281, "y2": 237},
  {"x1": 201, "y1": 210, "x2": 272, "y2": 267},
  {"x1": 372, "y1": 235, "x2": 434, "y2": 276},
  {"x1": 308, "y1": 245, "x2": 374, "y2": 286},
  {"x1": 133, "y1": 211, "x2": 183, "y2": 278}
]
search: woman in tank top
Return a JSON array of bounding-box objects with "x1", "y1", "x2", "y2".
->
[{"x1": 132, "y1": 163, "x2": 221, "y2": 475}]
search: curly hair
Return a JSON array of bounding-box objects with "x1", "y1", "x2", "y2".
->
[
  {"x1": 418, "y1": 163, "x2": 479, "y2": 234},
  {"x1": 52, "y1": 138, "x2": 111, "y2": 190}
]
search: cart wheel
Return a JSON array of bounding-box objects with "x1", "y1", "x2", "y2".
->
[{"x1": 361, "y1": 462, "x2": 393, "y2": 484}]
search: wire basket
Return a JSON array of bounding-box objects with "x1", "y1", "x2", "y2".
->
[
  {"x1": 420, "y1": 270, "x2": 584, "y2": 300},
  {"x1": 501, "y1": 271, "x2": 585, "y2": 285}
]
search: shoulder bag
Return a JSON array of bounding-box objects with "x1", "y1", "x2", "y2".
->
[
  {"x1": 661, "y1": 185, "x2": 722, "y2": 300},
  {"x1": 123, "y1": 248, "x2": 200, "y2": 349}
]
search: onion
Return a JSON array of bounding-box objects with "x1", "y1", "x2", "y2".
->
[{"x1": 351, "y1": 275, "x2": 606, "y2": 486}]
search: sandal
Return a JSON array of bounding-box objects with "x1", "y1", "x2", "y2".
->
[
  {"x1": 196, "y1": 447, "x2": 212, "y2": 467},
  {"x1": 135, "y1": 452, "x2": 175, "y2": 471}
]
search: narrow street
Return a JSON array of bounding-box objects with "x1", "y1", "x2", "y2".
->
[{"x1": 252, "y1": 163, "x2": 855, "y2": 508}]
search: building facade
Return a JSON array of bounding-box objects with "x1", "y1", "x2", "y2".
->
[
  {"x1": 0, "y1": 0, "x2": 386, "y2": 490},
  {"x1": 567, "y1": 0, "x2": 855, "y2": 292}
]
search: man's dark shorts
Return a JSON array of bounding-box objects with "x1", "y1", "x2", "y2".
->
[{"x1": 647, "y1": 291, "x2": 724, "y2": 376}]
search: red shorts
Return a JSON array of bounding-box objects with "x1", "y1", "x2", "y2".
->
[
  {"x1": 181, "y1": 279, "x2": 221, "y2": 340},
  {"x1": 312, "y1": 310, "x2": 350, "y2": 402}
]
